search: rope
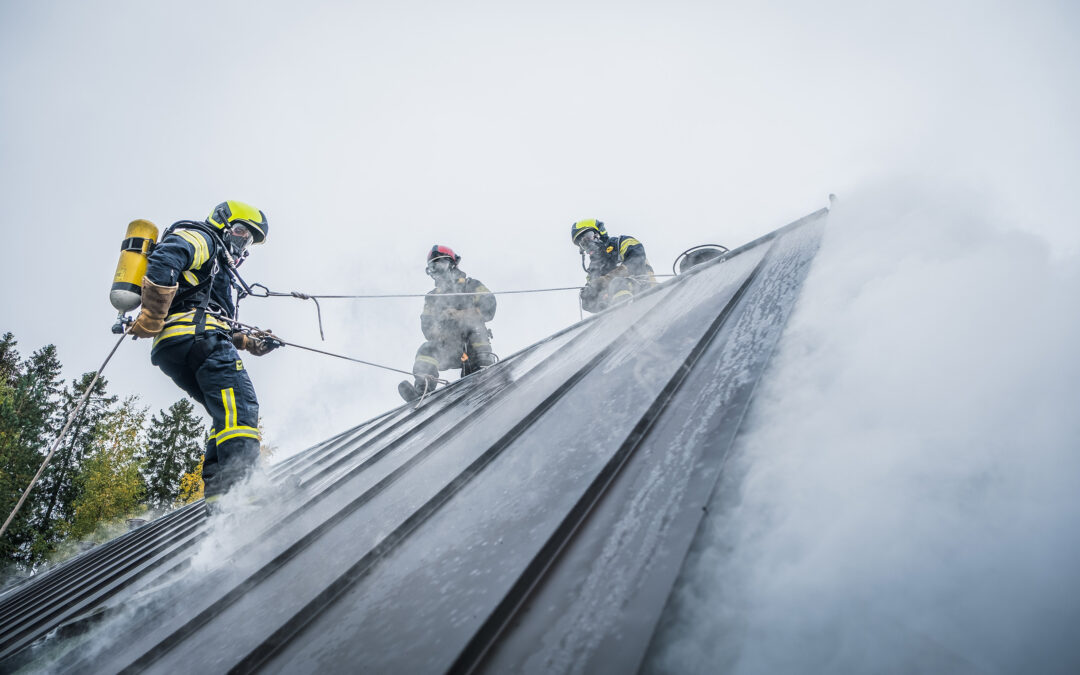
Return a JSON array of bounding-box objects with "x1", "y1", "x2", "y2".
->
[
  {"x1": 246, "y1": 283, "x2": 589, "y2": 301},
  {"x1": 238, "y1": 275, "x2": 675, "y2": 341},
  {"x1": 0, "y1": 329, "x2": 131, "y2": 540},
  {"x1": 222, "y1": 317, "x2": 419, "y2": 378}
]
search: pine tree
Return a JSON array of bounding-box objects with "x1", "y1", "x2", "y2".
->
[
  {"x1": 65, "y1": 397, "x2": 147, "y2": 544},
  {"x1": 142, "y1": 399, "x2": 205, "y2": 511},
  {"x1": 32, "y1": 372, "x2": 114, "y2": 557},
  {"x1": 0, "y1": 335, "x2": 64, "y2": 573}
]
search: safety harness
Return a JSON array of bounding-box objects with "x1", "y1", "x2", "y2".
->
[{"x1": 156, "y1": 220, "x2": 255, "y2": 342}]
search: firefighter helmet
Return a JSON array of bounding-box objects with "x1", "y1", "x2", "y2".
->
[
  {"x1": 570, "y1": 219, "x2": 606, "y2": 245},
  {"x1": 207, "y1": 200, "x2": 269, "y2": 244},
  {"x1": 427, "y1": 244, "x2": 461, "y2": 265}
]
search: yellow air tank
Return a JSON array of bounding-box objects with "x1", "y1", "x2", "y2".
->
[{"x1": 109, "y1": 219, "x2": 159, "y2": 312}]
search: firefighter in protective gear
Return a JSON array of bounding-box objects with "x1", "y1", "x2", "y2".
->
[
  {"x1": 570, "y1": 219, "x2": 656, "y2": 313},
  {"x1": 398, "y1": 245, "x2": 497, "y2": 402},
  {"x1": 130, "y1": 200, "x2": 279, "y2": 499}
]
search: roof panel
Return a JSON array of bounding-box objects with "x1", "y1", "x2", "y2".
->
[{"x1": 0, "y1": 208, "x2": 826, "y2": 674}]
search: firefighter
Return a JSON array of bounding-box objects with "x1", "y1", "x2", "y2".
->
[
  {"x1": 129, "y1": 200, "x2": 279, "y2": 501},
  {"x1": 570, "y1": 219, "x2": 656, "y2": 312},
  {"x1": 398, "y1": 245, "x2": 497, "y2": 402}
]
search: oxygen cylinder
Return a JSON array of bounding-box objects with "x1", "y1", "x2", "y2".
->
[{"x1": 109, "y1": 219, "x2": 159, "y2": 312}]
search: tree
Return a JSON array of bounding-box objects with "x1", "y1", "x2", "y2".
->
[
  {"x1": 142, "y1": 399, "x2": 205, "y2": 511},
  {"x1": 65, "y1": 397, "x2": 147, "y2": 543},
  {"x1": 177, "y1": 455, "x2": 205, "y2": 505},
  {"x1": 0, "y1": 335, "x2": 64, "y2": 573},
  {"x1": 32, "y1": 371, "x2": 114, "y2": 558}
]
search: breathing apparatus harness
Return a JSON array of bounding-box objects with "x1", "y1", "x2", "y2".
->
[{"x1": 115, "y1": 219, "x2": 265, "y2": 342}]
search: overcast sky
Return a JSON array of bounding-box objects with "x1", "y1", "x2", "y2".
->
[{"x1": 2, "y1": 0, "x2": 1077, "y2": 458}]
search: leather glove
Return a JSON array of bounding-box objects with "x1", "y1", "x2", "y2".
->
[
  {"x1": 130, "y1": 278, "x2": 178, "y2": 338},
  {"x1": 232, "y1": 331, "x2": 282, "y2": 356}
]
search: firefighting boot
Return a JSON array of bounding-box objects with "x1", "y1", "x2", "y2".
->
[{"x1": 398, "y1": 376, "x2": 437, "y2": 403}]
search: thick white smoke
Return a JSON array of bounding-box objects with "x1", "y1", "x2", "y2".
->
[{"x1": 646, "y1": 182, "x2": 1080, "y2": 674}]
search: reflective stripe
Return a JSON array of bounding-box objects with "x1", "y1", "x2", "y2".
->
[
  {"x1": 209, "y1": 424, "x2": 259, "y2": 442},
  {"x1": 151, "y1": 310, "x2": 231, "y2": 347},
  {"x1": 152, "y1": 324, "x2": 197, "y2": 347},
  {"x1": 182, "y1": 271, "x2": 199, "y2": 286},
  {"x1": 613, "y1": 290, "x2": 633, "y2": 299},
  {"x1": 162, "y1": 310, "x2": 230, "y2": 329},
  {"x1": 176, "y1": 229, "x2": 211, "y2": 270},
  {"x1": 619, "y1": 238, "x2": 640, "y2": 257},
  {"x1": 221, "y1": 388, "x2": 236, "y2": 431},
  {"x1": 216, "y1": 426, "x2": 260, "y2": 444},
  {"x1": 416, "y1": 355, "x2": 440, "y2": 366}
]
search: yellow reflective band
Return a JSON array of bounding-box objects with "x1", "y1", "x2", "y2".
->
[
  {"x1": 162, "y1": 310, "x2": 230, "y2": 329},
  {"x1": 221, "y1": 388, "x2": 236, "y2": 431},
  {"x1": 416, "y1": 355, "x2": 440, "y2": 366},
  {"x1": 182, "y1": 271, "x2": 199, "y2": 286},
  {"x1": 152, "y1": 324, "x2": 197, "y2": 347},
  {"x1": 614, "y1": 290, "x2": 633, "y2": 298},
  {"x1": 176, "y1": 229, "x2": 211, "y2": 270},
  {"x1": 474, "y1": 285, "x2": 490, "y2": 293},
  {"x1": 574, "y1": 219, "x2": 598, "y2": 232},
  {"x1": 152, "y1": 311, "x2": 230, "y2": 347},
  {"x1": 619, "y1": 238, "x2": 640, "y2": 257},
  {"x1": 216, "y1": 424, "x2": 260, "y2": 444},
  {"x1": 217, "y1": 429, "x2": 261, "y2": 444}
]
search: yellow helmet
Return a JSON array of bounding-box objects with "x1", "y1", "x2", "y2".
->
[
  {"x1": 207, "y1": 200, "x2": 268, "y2": 244},
  {"x1": 570, "y1": 219, "x2": 606, "y2": 245}
]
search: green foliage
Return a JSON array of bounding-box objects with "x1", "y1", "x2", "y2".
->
[
  {"x1": 0, "y1": 331, "x2": 229, "y2": 578},
  {"x1": 177, "y1": 454, "x2": 205, "y2": 505},
  {"x1": 65, "y1": 397, "x2": 148, "y2": 543},
  {"x1": 0, "y1": 334, "x2": 63, "y2": 573},
  {"x1": 142, "y1": 399, "x2": 205, "y2": 511},
  {"x1": 32, "y1": 371, "x2": 114, "y2": 557}
]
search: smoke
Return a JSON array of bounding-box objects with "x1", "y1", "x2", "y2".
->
[{"x1": 645, "y1": 181, "x2": 1080, "y2": 674}]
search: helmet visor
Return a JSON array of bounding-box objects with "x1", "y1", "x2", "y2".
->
[
  {"x1": 576, "y1": 229, "x2": 601, "y2": 254},
  {"x1": 226, "y1": 222, "x2": 254, "y2": 256}
]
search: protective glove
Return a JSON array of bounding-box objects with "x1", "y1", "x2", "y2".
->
[
  {"x1": 130, "y1": 278, "x2": 178, "y2": 338},
  {"x1": 603, "y1": 265, "x2": 630, "y2": 280},
  {"x1": 443, "y1": 308, "x2": 478, "y2": 322},
  {"x1": 232, "y1": 331, "x2": 282, "y2": 356}
]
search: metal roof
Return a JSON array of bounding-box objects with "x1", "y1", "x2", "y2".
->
[{"x1": 0, "y1": 208, "x2": 826, "y2": 673}]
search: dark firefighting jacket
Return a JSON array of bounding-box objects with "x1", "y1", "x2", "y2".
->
[
  {"x1": 584, "y1": 234, "x2": 652, "y2": 281},
  {"x1": 144, "y1": 221, "x2": 236, "y2": 348},
  {"x1": 580, "y1": 234, "x2": 656, "y2": 312},
  {"x1": 421, "y1": 272, "x2": 496, "y2": 342}
]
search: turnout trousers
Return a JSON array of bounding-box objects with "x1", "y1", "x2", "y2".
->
[
  {"x1": 413, "y1": 324, "x2": 494, "y2": 379},
  {"x1": 150, "y1": 330, "x2": 261, "y2": 497}
]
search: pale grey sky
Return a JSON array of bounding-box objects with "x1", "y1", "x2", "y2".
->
[{"x1": 1, "y1": 0, "x2": 1077, "y2": 456}]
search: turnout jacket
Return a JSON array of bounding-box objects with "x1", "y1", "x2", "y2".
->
[
  {"x1": 144, "y1": 222, "x2": 236, "y2": 347},
  {"x1": 421, "y1": 272, "x2": 496, "y2": 342},
  {"x1": 584, "y1": 234, "x2": 653, "y2": 281}
]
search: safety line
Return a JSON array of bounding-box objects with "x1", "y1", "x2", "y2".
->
[
  {"x1": 0, "y1": 329, "x2": 131, "y2": 540},
  {"x1": 245, "y1": 277, "x2": 673, "y2": 301},
  {"x1": 222, "y1": 317, "x2": 427, "y2": 380}
]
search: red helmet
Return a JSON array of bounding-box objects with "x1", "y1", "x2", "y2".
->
[{"x1": 427, "y1": 244, "x2": 461, "y2": 265}]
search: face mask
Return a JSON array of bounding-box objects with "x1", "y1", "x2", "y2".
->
[
  {"x1": 576, "y1": 229, "x2": 601, "y2": 255},
  {"x1": 426, "y1": 258, "x2": 453, "y2": 277},
  {"x1": 226, "y1": 222, "x2": 254, "y2": 258}
]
